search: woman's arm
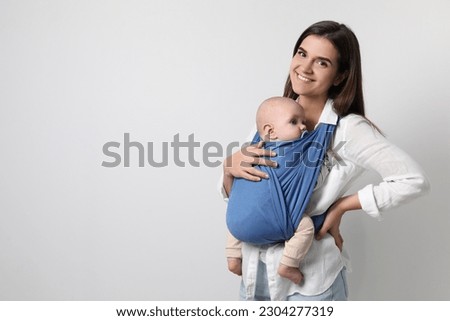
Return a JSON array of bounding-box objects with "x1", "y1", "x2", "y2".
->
[
  {"x1": 343, "y1": 116, "x2": 430, "y2": 217},
  {"x1": 317, "y1": 115, "x2": 430, "y2": 248}
]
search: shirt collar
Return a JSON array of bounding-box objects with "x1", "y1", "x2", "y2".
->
[{"x1": 315, "y1": 98, "x2": 339, "y2": 129}]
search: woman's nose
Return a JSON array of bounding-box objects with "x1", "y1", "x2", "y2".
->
[{"x1": 301, "y1": 59, "x2": 313, "y2": 73}]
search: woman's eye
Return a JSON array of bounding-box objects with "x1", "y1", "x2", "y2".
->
[
  {"x1": 297, "y1": 50, "x2": 306, "y2": 58},
  {"x1": 317, "y1": 60, "x2": 328, "y2": 67}
]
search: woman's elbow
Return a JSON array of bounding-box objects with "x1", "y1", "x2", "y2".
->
[
  {"x1": 409, "y1": 171, "x2": 431, "y2": 197},
  {"x1": 417, "y1": 172, "x2": 431, "y2": 196}
]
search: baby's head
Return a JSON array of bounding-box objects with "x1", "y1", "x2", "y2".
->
[{"x1": 256, "y1": 97, "x2": 307, "y2": 141}]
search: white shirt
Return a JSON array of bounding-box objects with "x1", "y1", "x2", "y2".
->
[{"x1": 220, "y1": 99, "x2": 430, "y2": 300}]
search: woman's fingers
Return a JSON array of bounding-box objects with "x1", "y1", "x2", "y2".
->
[
  {"x1": 240, "y1": 171, "x2": 265, "y2": 182},
  {"x1": 241, "y1": 144, "x2": 277, "y2": 166},
  {"x1": 224, "y1": 142, "x2": 277, "y2": 182},
  {"x1": 249, "y1": 157, "x2": 277, "y2": 168},
  {"x1": 316, "y1": 214, "x2": 344, "y2": 251},
  {"x1": 316, "y1": 215, "x2": 333, "y2": 240},
  {"x1": 315, "y1": 201, "x2": 346, "y2": 251},
  {"x1": 316, "y1": 223, "x2": 329, "y2": 240},
  {"x1": 243, "y1": 142, "x2": 276, "y2": 157},
  {"x1": 228, "y1": 144, "x2": 276, "y2": 169},
  {"x1": 316, "y1": 226, "x2": 343, "y2": 251},
  {"x1": 245, "y1": 167, "x2": 270, "y2": 180},
  {"x1": 330, "y1": 230, "x2": 344, "y2": 252}
]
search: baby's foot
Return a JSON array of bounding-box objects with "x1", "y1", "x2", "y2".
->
[
  {"x1": 278, "y1": 264, "x2": 303, "y2": 284},
  {"x1": 227, "y1": 258, "x2": 242, "y2": 276}
]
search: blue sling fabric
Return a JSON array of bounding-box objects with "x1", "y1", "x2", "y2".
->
[{"x1": 226, "y1": 123, "x2": 336, "y2": 245}]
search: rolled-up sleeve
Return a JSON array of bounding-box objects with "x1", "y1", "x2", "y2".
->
[
  {"x1": 342, "y1": 116, "x2": 431, "y2": 219},
  {"x1": 217, "y1": 171, "x2": 229, "y2": 202}
]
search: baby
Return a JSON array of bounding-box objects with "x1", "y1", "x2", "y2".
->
[{"x1": 226, "y1": 96, "x2": 315, "y2": 284}]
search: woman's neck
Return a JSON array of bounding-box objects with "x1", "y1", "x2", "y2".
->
[{"x1": 296, "y1": 95, "x2": 327, "y2": 131}]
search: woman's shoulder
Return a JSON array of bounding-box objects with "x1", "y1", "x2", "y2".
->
[
  {"x1": 339, "y1": 113, "x2": 369, "y2": 126},
  {"x1": 335, "y1": 113, "x2": 381, "y2": 144},
  {"x1": 338, "y1": 113, "x2": 378, "y2": 133}
]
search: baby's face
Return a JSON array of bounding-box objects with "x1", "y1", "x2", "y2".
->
[{"x1": 272, "y1": 102, "x2": 307, "y2": 141}]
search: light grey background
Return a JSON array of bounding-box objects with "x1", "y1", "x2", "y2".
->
[{"x1": 1, "y1": 0, "x2": 449, "y2": 300}]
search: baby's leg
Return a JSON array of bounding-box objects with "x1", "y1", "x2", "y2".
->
[
  {"x1": 226, "y1": 230, "x2": 242, "y2": 276},
  {"x1": 278, "y1": 216, "x2": 314, "y2": 284}
]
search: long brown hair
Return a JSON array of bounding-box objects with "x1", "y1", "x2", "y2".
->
[{"x1": 284, "y1": 21, "x2": 365, "y2": 118}]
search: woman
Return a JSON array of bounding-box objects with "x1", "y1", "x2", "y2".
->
[{"x1": 221, "y1": 21, "x2": 430, "y2": 301}]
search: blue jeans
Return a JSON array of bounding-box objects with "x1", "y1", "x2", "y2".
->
[{"x1": 239, "y1": 259, "x2": 348, "y2": 301}]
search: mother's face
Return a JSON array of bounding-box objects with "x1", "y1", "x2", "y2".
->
[{"x1": 289, "y1": 35, "x2": 343, "y2": 100}]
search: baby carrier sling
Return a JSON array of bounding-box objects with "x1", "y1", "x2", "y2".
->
[{"x1": 226, "y1": 122, "x2": 337, "y2": 245}]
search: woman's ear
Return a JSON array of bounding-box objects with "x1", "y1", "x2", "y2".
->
[
  {"x1": 334, "y1": 70, "x2": 349, "y2": 86},
  {"x1": 262, "y1": 123, "x2": 277, "y2": 141}
]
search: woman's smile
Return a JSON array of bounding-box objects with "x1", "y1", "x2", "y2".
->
[{"x1": 296, "y1": 72, "x2": 313, "y2": 83}]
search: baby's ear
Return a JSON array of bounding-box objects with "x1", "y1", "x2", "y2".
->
[{"x1": 263, "y1": 123, "x2": 276, "y2": 141}]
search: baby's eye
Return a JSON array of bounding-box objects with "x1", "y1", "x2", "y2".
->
[{"x1": 290, "y1": 119, "x2": 298, "y2": 125}]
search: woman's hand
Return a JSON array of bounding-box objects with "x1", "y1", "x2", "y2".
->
[
  {"x1": 223, "y1": 141, "x2": 277, "y2": 196},
  {"x1": 316, "y1": 194, "x2": 362, "y2": 251},
  {"x1": 316, "y1": 202, "x2": 345, "y2": 251},
  {"x1": 224, "y1": 141, "x2": 277, "y2": 181}
]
